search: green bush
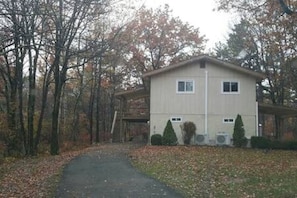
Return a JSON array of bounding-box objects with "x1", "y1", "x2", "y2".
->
[
  {"x1": 151, "y1": 134, "x2": 163, "y2": 145},
  {"x1": 271, "y1": 140, "x2": 297, "y2": 150},
  {"x1": 233, "y1": 114, "x2": 248, "y2": 147},
  {"x1": 251, "y1": 136, "x2": 297, "y2": 150},
  {"x1": 251, "y1": 136, "x2": 271, "y2": 149},
  {"x1": 182, "y1": 121, "x2": 196, "y2": 145},
  {"x1": 285, "y1": 141, "x2": 297, "y2": 150},
  {"x1": 162, "y1": 120, "x2": 178, "y2": 146}
]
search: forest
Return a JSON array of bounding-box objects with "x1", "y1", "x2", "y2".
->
[{"x1": 0, "y1": 0, "x2": 297, "y2": 156}]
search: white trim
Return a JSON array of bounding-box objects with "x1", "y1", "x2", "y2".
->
[
  {"x1": 176, "y1": 79, "x2": 195, "y2": 94},
  {"x1": 221, "y1": 80, "x2": 240, "y2": 94}
]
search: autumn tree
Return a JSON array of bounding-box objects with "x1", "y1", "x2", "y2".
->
[
  {"x1": 81, "y1": 1, "x2": 141, "y2": 144},
  {"x1": 0, "y1": 0, "x2": 50, "y2": 155},
  {"x1": 40, "y1": 0, "x2": 112, "y2": 155},
  {"x1": 216, "y1": 0, "x2": 297, "y2": 139},
  {"x1": 120, "y1": 5, "x2": 206, "y2": 87}
]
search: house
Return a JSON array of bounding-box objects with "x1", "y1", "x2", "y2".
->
[{"x1": 142, "y1": 55, "x2": 265, "y2": 145}]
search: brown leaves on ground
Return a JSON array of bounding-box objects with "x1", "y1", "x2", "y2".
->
[
  {"x1": 0, "y1": 146, "x2": 99, "y2": 198},
  {"x1": 130, "y1": 146, "x2": 297, "y2": 198},
  {"x1": 0, "y1": 143, "x2": 142, "y2": 198}
]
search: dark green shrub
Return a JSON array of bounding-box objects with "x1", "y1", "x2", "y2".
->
[
  {"x1": 233, "y1": 114, "x2": 247, "y2": 147},
  {"x1": 285, "y1": 141, "x2": 297, "y2": 150},
  {"x1": 162, "y1": 120, "x2": 178, "y2": 146},
  {"x1": 251, "y1": 136, "x2": 271, "y2": 149},
  {"x1": 271, "y1": 140, "x2": 297, "y2": 150},
  {"x1": 151, "y1": 134, "x2": 163, "y2": 145},
  {"x1": 182, "y1": 121, "x2": 196, "y2": 145},
  {"x1": 251, "y1": 136, "x2": 297, "y2": 150}
]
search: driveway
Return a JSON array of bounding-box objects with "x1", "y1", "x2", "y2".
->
[{"x1": 55, "y1": 143, "x2": 182, "y2": 198}]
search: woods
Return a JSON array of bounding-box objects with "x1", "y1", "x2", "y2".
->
[{"x1": 0, "y1": 0, "x2": 206, "y2": 156}]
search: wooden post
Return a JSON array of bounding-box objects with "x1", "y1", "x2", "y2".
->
[{"x1": 110, "y1": 111, "x2": 117, "y2": 142}]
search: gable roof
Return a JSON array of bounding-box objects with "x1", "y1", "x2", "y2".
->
[{"x1": 143, "y1": 55, "x2": 265, "y2": 81}]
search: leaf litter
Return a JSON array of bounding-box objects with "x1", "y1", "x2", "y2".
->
[{"x1": 130, "y1": 146, "x2": 297, "y2": 198}]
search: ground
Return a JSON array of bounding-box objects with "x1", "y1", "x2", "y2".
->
[{"x1": 0, "y1": 143, "x2": 182, "y2": 198}]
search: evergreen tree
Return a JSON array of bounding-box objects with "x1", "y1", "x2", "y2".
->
[
  {"x1": 162, "y1": 120, "x2": 178, "y2": 146},
  {"x1": 233, "y1": 114, "x2": 247, "y2": 147}
]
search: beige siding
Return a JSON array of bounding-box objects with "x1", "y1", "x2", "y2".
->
[{"x1": 150, "y1": 61, "x2": 258, "y2": 144}]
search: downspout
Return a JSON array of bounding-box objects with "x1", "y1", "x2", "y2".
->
[
  {"x1": 256, "y1": 101, "x2": 260, "y2": 136},
  {"x1": 205, "y1": 70, "x2": 208, "y2": 135}
]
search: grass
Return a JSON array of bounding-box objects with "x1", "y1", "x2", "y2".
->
[{"x1": 130, "y1": 146, "x2": 297, "y2": 198}]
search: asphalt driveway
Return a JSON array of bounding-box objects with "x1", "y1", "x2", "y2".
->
[{"x1": 55, "y1": 143, "x2": 182, "y2": 198}]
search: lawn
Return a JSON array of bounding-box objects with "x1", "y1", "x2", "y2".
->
[{"x1": 130, "y1": 146, "x2": 297, "y2": 198}]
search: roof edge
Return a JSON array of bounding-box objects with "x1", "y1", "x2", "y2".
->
[{"x1": 143, "y1": 55, "x2": 265, "y2": 80}]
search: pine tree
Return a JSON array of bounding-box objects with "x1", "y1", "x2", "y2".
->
[
  {"x1": 233, "y1": 114, "x2": 247, "y2": 147},
  {"x1": 162, "y1": 120, "x2": 178, "y2": 146}
]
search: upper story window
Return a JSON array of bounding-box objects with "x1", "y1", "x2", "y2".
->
[
  {"x1": 177, "y1": 80, "x2": 194, "y2": 93},
  {"x1": 222, "y1": 81, "x2": 239, "y2": 94}
]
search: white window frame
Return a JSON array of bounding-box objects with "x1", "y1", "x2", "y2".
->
[
  {"x1": 171, "y1": 117, "x2": 182, "y2": 123},
  {"x1": 223, "y1": 118, "x2": 235, "y2": 124},
  {"x1": 176, "y1": 79, "x2": 195, "y2": 94},
  {"x1": 221, "y1": 80, "x2": 240, "y2": 94}
]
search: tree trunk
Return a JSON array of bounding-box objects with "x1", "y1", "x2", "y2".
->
[
  {"x1": 95, "y1": 58, "x2": 102, "y2": 143},
  {"x1": 35, "y1": 77, "x2": 50, "y2": 154},
  {"x1": 88, "y1": 84, "x2": 95, "y2": 144},
  {"x1": 51, "y1": 81, "x2": 63, "y2": 155},
  {"x1": 50, "y1": 52, "x2": 66, "y2": 155}
]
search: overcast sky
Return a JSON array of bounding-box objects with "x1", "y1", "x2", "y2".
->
[{"x1": 143, "y1": 0, "x2": 235, "y2": 51}]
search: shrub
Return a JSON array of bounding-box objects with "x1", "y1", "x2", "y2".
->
[
  {"x1": 251, "y1": 136, "x2": 297, "y2": 150},
  {"x1": 251, "y1": 136, "x2": 271, "y2": 149},
  {"x1": 151, "y1": 134, "x2": 163, "y2": 145},
  {"x1": 181, "y1": 121, "x2": 196, "y2": 145},
  {"x1": 162, "y1": 120, "x2": 178, "y2": 146},
  {"x1": 233, "y1": 114, "x2": 248, "y2": 147},
  {"x1": 270, "y1": 140, "x2": 297, "y2": 150}
]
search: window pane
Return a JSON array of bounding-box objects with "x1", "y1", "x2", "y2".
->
[
  {"x1": 178, "y1": 81, "x2": 185, "y2": 92},
  {"x1": 223, "y1": 82, "x2": 230, "y2": 92},
  {"x1": 185, "y1": 81, "x2": 193, "y2": 92},
  {"x1": 231, "y1": 82, "x2": 238, "y2": 92}
]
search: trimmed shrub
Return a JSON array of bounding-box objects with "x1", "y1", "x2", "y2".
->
[
  {"x1": 270, "y1": 140, "x2": 297, "y2": 150},
  {"x1": 251, "y1": 136, "x2": 297, "y2": 150},
  {"x1": 233, "y1": 114, "x2": 248, "y2": 147},
  {"x1": 251, "y1": 136, "x2": 271, "y2": 149},
  {"x1": 181, "y1": 121, "x2": 196, "y2": 145},
  {"x1": 151, "y1": 134, "x2": 163, "y2": 145},
  {"x1": 162, "y1": 120, "x2": 178, "y2": 146}
]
